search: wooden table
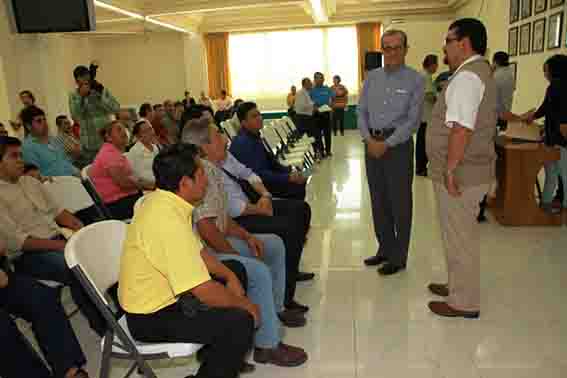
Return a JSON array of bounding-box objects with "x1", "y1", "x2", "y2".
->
[{"x1": 490, "y1": 136, "x2": 562, "y2": 226}]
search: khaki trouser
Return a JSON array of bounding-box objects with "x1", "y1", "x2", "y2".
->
[{"x1": 434, "y1": 182, "x2": 488, "y2": 312}]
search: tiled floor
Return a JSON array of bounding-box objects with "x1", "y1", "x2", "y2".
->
[{"x1": 70, "y1": 131, "x2": 566, "y2": 377}]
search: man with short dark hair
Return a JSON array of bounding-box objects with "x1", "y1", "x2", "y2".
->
[
  {"x1": 119, "y1": 143, "x2": 257, "y2": 378},
  {"x1": 21, "y1": 106, "x2": 79, "y2": 177},
  {"x1": 359, "y1": 29, "x2": 425, "y2": 276},
  {"x1": 310, "y1": 72, "x2": 334, "y2": 157},
  {"x1": 0, "y1": 136, "x2": 106, "y2": 336},
  {"x1": 426, "y1": 18, "x2": 497, "y2": 318},
  {"x1": 492, "y1": 51, "x2": 516, "y2": 130},
  {"x1": 230, "y1": 102, "x2": 308, "y2": 200},
  {"x1": 416, "y1": 54, "x2": 439, "y2": 176},
  {"x1": 69, "y1": 65, "x2": 120, "y2": 163}
]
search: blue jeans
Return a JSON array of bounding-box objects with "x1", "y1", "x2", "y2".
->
[
  {"x1": 217, "y1": 233, "x2": 286, "y2": 349},
  {"x1": 542, "y1": 146, "x2": 567, "y2": 206}
]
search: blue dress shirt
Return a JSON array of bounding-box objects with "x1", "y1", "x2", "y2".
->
[
  {"x1": 309, "y1": 85, "x2": 334, "y2": 107},
  {"x1": 22, "y1": 136, "x2": 79, "y2": 177},
  {"x1": 358, "y1": 65, "x2": 425, "y2": 147},
  {"x1": 229, "y1": 129, "x2": 290, "y2": 186}
]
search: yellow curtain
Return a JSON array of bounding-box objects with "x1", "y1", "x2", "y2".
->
[
  {"x1": 356, "y1": 22, "x2": 382, "y2": 85},
  {"x1": 205, "y1": 32, "x2": 231, "y2": 99}
]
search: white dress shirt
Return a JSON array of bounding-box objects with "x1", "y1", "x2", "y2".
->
[
  {"x1": 126, "y1": 141, "x2": 158, "y2": 184},
  {"x1": 294, "y1": 88, "x2": 314, "y2": 116},
  {"x1": 445, "y1": 55, "x2": 486, "y2": 130}
]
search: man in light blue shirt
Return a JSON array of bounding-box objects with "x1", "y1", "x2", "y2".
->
[
  {"x1": 310, "y1": 72, "x2": 335, "y2": 157},
  {"x1": 358, "y1": 29, "x2": 425, "y2": 276},
  {"x1": 20, "y1": 106, "x2": 79, "y2": 177}
]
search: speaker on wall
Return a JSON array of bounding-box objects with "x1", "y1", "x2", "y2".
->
[{"x1": 365, "y1": 52, "x2": 383, "y2": 71}]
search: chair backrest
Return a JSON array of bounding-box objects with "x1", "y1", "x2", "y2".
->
[
  {"x1": 44, "y1": 176, "x2": 95, "y2": 213},
  {"x1": 65, "y1": 220, "x2": 127, "y2": 305},
  {"x1": 80, "y1": 164, "x2": 113, "y2": 219}
]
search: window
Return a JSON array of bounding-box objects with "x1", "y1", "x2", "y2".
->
[{"x1": 229, "y1": 26, "x2": 358, "y2": 111}]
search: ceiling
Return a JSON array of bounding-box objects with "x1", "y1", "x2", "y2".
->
[{"x1": 93, "y1": 0, "x2": 471, "y2": 34}]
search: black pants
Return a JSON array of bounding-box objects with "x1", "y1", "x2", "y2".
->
[
  {"x1": 415, "y1": 122, "x2": 429, "y2": 174},
  {"x1": 126, "y1": 260, "x2": 254, "y2": 378},
  {"x1": 74, "y1": 205, "x2": 103, "y2": 225},
  {"x1": 106, "y1": 192, "x2": 143, "y2": 221},
  {"x1": 265, "y1": 181, "x2": 306, "y2": 201},
  {"x1": 365, "y1": 139, "x2": 414, "y2": 267},
  {"x1": 332, "y1": 108, "x2": 345, "y2": 136},
  {"x1": 13, "y1": 248, "x2": 107, "y2": 337},
  {"x1": 315, "y1": 112, "x2": 332, "y2": 156},
  {"x1": 235, "y1": 199, "x2": 311, "y2": 305},
  {"x1": 0, "y1": 273, "x2": 87, "y2": 378}
]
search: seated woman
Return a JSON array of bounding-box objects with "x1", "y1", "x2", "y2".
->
[
  {"x1": 126, "y1": 120, "x2": 159, "y2": 188},
  {"x1": 90, "y1": 121, "x2": 150, "y2": 220}
]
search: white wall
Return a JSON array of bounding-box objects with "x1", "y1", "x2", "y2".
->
[
  {"x1": 91, "y1": 33, "x2": 188, "y2": 108},
  {"x1": 184, "y1": 34, "x2": 209, "y2": 98},
  {"x1": 457, "y1": 0, "x2": 567, "y2": 113}
]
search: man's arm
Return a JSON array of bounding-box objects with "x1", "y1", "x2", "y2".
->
[
  {"x1": 22, "y1": 237, "x2": 66, "y2": 252},
  {"x1": 357, "y1": 77, "x2": 372, "y2": 141},
  {"x1": 225, "y1": 217, "x2": 251, "y2": 240},
  {"x1": 445, "y1": 123, "x2": 473, "y2": 197},
  {"x1": 385, "y1": 74, "x2": 426, "y2": 147},
  {"x1": 55, "y1": 210, "x2": 84, "y2": 231},
  {"x1": 69, "y1": 92, "x2": 84, "y2": 123},
  {"x1": 196, "y1": 218, "x2": 238, "y2": 255},
  {"x1": 98, "y1": 88, "x2": 121, "y2": 114}
]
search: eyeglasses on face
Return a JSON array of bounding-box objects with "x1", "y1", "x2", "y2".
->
[{"x1": 382, "y1": 45, "x2": 404, "y2": 53}]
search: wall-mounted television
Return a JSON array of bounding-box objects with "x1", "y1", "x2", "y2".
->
[{"x1": 6, "y1": 0, "x2": 96, "y2": 33}]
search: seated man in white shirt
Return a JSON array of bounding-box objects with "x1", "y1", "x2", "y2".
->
[{"x1": 126, "y1": 120, "x2": 159, "y2": 188}]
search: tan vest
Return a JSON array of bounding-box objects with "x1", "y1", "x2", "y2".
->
[{"x1": 426, "y1": 58, "x2": 497, "y2": 188}]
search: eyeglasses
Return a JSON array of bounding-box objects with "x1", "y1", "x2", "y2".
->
[
  {"x1": 382, "y1": 45, "x2": 404, "y2": 53},
  {"x1": 444, "y1": 36, "x2": 460, "y2": 45},
  {"x1": 32, "y1": 117, "x2": 47, "y2": 123}
]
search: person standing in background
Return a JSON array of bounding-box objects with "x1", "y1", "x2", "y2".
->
[
  {"x1": 331, "y1": 75, "x2": 349, "y2": 137},
  {"x1": 426, "y1": 18, "x2": 497, "y2": 318},
  {"x1": 359, "y1": 29, "x2": 425, "y2": 276},
  {"x1": 295, "y1": 78, "x2": 322, "y2": 157},
  {"x1": 287, "y1": 85, "x2": 297, "y2": 119},
  {"x1": 69, "y1": 65, "x2": 120, "y2": 163},
  {"x1": 162, "y1": 100, "x2": 179, "y2": 144},
  {"x1": 416, "y1": 55, "x2": 439, "y2": 177},
  {"x1": 310, "y1": 72, "x2": 334, "y2": 157},
  {"x1": 492, "y1": 51, "x2": 516, "y2": 131}
]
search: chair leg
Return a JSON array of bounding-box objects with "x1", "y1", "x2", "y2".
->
[{"x1": 99, "y1": 330, "x2": 114, "y2": 378}]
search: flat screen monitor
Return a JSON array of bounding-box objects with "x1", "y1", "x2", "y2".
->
[{"x1": 7, "y1": 0, "x2": 96, "y2": 33}]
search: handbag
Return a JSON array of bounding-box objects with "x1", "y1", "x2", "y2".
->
[{"x1": 222, "y1": 168, "x2": 262, "y2": 204}]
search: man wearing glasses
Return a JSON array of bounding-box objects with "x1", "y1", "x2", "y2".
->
[
  {"x1": 426, "y1": 19, "x2": 496, "y2": 318},
  {"x1": 359, "y1": 30, "x2": 425, "y2": 276}
]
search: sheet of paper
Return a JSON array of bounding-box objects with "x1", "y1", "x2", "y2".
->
[{"x1": 503, "y1": 121, "x2": 542, "y2": 141}]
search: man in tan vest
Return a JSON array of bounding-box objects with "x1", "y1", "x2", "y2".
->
[{"x1": 425, "y1": 18, "x2": 497, "y2": 318}]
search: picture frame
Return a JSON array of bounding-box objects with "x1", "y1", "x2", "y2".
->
[
  {"x1": 547, "y1": 11, "x2": 563, "y2": 49},
  {"x1": 509, "y1": 27, "x2": 519, "y2": 56},
  {"x1": 509, "y1": 62, "x2": 518, "y2": 86},
  {"x1": 550, "y1": 0, "x2": 564, "y2": 8},
  {"x1": 521, "y1": 0, "x2": 533, "y2": 19},
  {"x1": 510, "y1": 0, "x2": 520, "y2": 23},
  {"x1": 535, "y1": 0, "x2": 547, "y2": 14},
  {"x1": 532, "y1": 18, "x2": 546, "y2": 52},
  {"x1": 519, "y1": 23, "x2": 532, "y2": 54}
]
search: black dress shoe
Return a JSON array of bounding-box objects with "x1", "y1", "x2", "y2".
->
[
  {"x1": 296, "y1": 272, "x2": 315, "y2": 281},
  {"x1": 377, "y1": 263, "x2": 406, "y2": 276},
  {"x1": 278, "y1": 310, "x2": 307, "y2": 327},
  {"x1": 364, "y1": 254, "x2": 387, "y2": 266},
  {"x1": 285, "y1": 300, "x2": 309, "y2": 313}
]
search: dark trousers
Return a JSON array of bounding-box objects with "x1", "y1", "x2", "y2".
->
[
  {"x1": 126, "y1": 260, "x2": 254, "y2": 378},
  {"x1": 332, "y1": 108, "x2": 346, "y2": 136},
  {"x1": 0, "y1": 273, "x2": 86, "y2": 378},
  {"x1": 265, "y1": 180, "x2": 306, "y2": 201},
  {"x1": 315, "y1": 112, "x2": 332, "y2": 156},
  {"x1": 106, "y1": 192, "x2": 143, "y2": 221},
  {"x1": 415, "y1": 122, "x2": 429, "y2": 174},
  {"x1": 13, "y1": 250, "x2": 107, "y2": 337},
  {"x1": 365, "y1": 139, "x2": 414, "y2": 267},
  {"x1": 295, "y1": 114, "x2": 312, "y2": 137},
  {"x1": 235, "y1": 199, "x2": 311, "y2": 305}
]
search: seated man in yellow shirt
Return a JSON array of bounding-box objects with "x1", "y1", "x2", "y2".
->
[{"x1": 118, "y1": 144, "x2": 257, "y2": 378}]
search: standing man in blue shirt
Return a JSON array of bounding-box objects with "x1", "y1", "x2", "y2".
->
[
  {"x1": 358, "y1": 30, "x2": 425, "y2": 276},
  {"x1": 310, "y1": 72, "x2": 335, "y2": 157}
]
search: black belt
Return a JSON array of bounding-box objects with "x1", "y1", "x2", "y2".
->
[{"x1": 369, "y1": 128, "x2": 396, "y2": 140}]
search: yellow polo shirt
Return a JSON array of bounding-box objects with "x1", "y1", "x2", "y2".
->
[{"x1": 118, "y1": 189, "x2": 211, "y2": 314}]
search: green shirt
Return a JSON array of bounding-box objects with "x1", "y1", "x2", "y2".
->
[{"x1": 69, "y1": 88, "x2": 120, "y2": 152}]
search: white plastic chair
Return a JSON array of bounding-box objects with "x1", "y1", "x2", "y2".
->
[
  {"x1": 65, "y1": 220, "x2": 202, "y2": 378},
  {"x1": 44, "y1": 176, "x2": 96, "y2": 214}
]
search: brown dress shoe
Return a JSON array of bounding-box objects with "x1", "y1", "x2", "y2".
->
[
  {"x1": 428, "y1": 283, "x2": 449, "y2": 297},
  {"x1": 278, "y1": 310, "x2": 307, "y2": 327},
  {"x1": 428, "y1": 301, "x2": 479, "y2": 319},
  {"x1": 254, "y1": 343, "x2": 308, "y2": 367}
]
